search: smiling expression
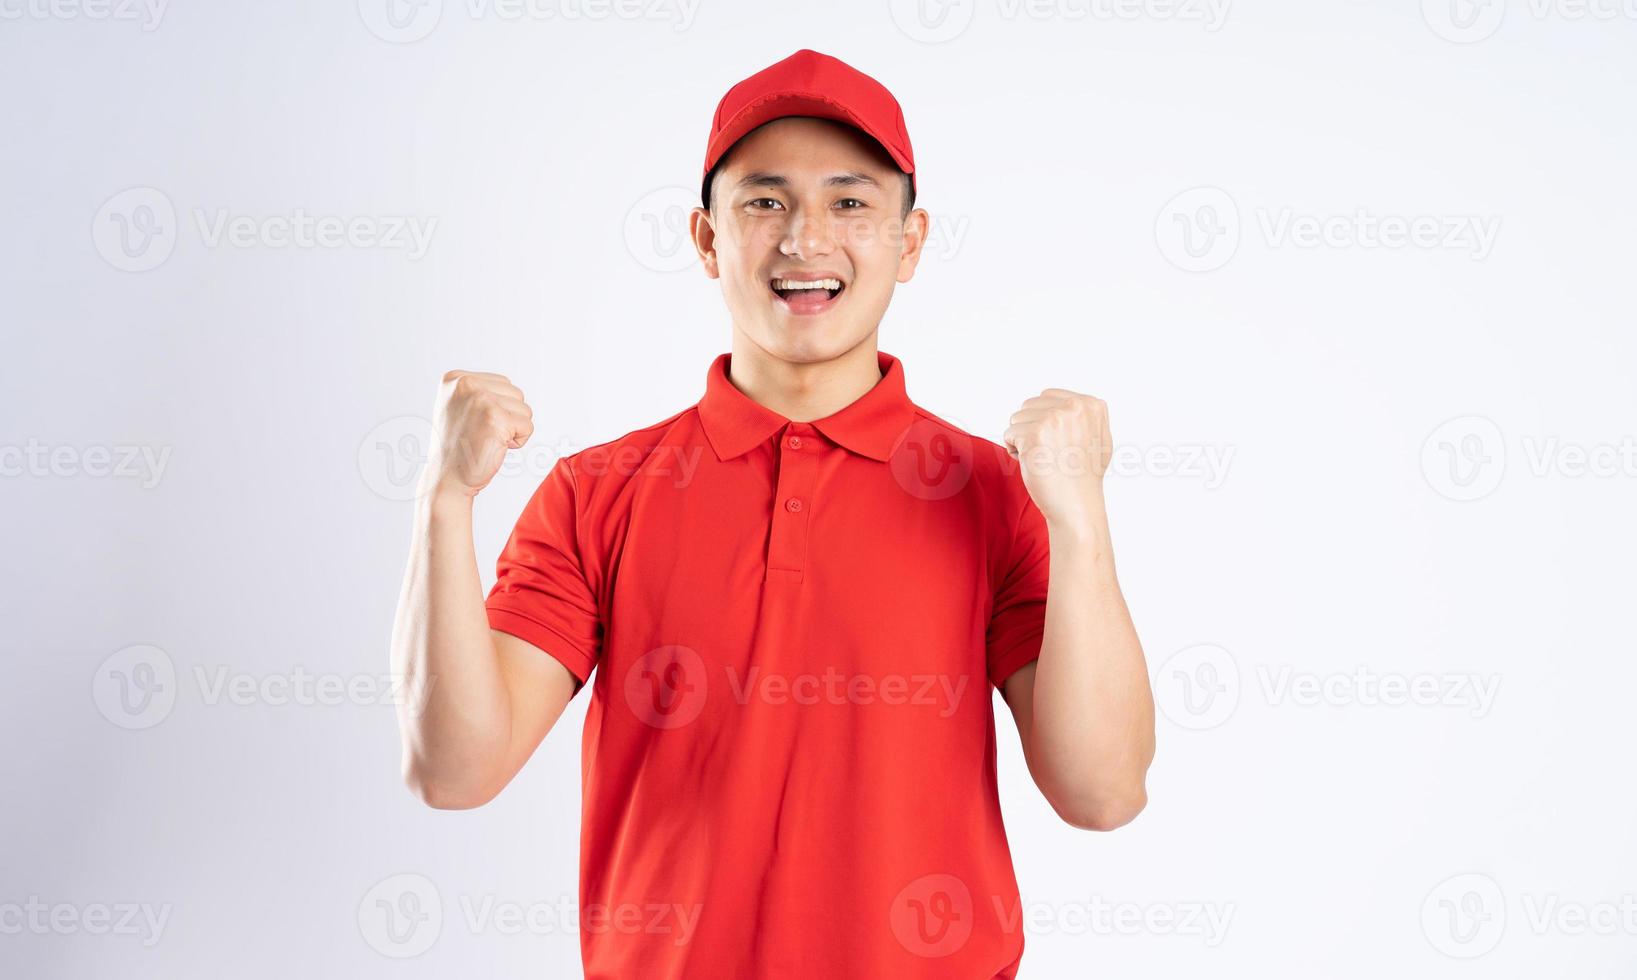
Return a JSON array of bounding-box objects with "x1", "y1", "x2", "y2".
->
[{"x1": 691, "y1": 117, "x2": 930, "y2": 363}]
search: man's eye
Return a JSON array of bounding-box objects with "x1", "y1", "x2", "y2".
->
[
  {"x1": 747, "y1": 198, "x2": 784, "y2": 211},
  {"x1": 837, "y1": 198, "x2": 867, "y2": 209}
]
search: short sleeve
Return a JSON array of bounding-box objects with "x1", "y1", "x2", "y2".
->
[
  {"x1": 986, "y1": 485, "x2": 1051, "y2": 689},
  {"x1": 485, "y1": 456, "x2": 603, "y2": 689}
]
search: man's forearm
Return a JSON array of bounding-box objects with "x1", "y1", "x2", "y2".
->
[
  {"x1": 1028, "y1": 491, "x2": 1155, "y2": 824},
  {"x1": 390, "y1": 490, "x2": 511, "y2": 806}
]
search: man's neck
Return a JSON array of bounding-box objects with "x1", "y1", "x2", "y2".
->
[{"x1": 725, "y1": 334, "x2": 884, "y2": 422}]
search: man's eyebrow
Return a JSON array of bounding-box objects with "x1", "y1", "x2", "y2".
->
[{"x1": 733, "y1": 171, "x2": 883, "y2": 191}]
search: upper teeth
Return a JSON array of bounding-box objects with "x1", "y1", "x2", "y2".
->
[{"x1": 773, "y1": 278, "x2": 841, "y2": 291}]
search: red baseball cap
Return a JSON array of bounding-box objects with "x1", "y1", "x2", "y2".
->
[{"x1": 700, "y1": 49, "x2": 917, "y2": 209}]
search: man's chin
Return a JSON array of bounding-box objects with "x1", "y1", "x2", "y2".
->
[{"x1": 739, "y1": 322, "x2": 876, "y2": 366}]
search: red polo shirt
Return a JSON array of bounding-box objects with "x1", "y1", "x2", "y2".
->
[{"x1": 485, "y1": 349, "x2": 1051, "y2": 979}]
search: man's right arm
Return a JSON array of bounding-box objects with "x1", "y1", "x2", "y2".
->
[{"x1": 390, "y1": 370, "x2": 578, "y2": 810}]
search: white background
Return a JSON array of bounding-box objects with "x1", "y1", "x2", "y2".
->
[{"x1": 3, "y1": 0, "x2": 1634, "y2": 976}]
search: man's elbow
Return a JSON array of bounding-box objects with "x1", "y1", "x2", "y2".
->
[
  {"x1": 1051, "y1": 784, "x2": 1148, "y2": 832},
  {"x1": 402, "y1": 764, "x2": 495, "y2": 811}
]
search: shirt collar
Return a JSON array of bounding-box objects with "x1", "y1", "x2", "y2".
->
[{"x1": 697, "y1": 349, "x2": 917, "y2": 463}]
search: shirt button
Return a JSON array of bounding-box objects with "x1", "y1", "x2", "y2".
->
[
  {"x1": 785, "y1": 497, "x2": 803, "y2": 513},
  {"x1": 788, "y1": 435, "x2": 803, "y2": 450}
]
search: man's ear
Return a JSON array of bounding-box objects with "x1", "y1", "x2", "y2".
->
[
  {"x1": 895, "y1": 207, "x2": 931, "y2": 284},
  {"x1": 690, "y1": 206, "x2": 720, "y2": 279}
]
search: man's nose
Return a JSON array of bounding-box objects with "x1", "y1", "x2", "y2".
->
[{"x1": 781, "y1": 206, "x2": 836, "y2": 257}]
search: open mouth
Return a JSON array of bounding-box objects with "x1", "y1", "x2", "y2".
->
[{"x1": 769, "y1": 276, "x2": 845, "y2": 315}]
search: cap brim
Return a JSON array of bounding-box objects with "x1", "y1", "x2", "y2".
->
[{"x1": 702, "y1": 92, "x2": 915, "y2": 207}]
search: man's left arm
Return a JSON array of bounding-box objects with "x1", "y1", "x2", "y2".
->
[{"x1": 1000, "y1": 388, "x2": 1156, "y2": 831}]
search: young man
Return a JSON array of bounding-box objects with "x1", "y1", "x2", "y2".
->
[{"x1": 392, "y1": 49, "x2": 1154, "y2": 979}]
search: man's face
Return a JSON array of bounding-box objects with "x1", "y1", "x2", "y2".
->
[{"x1": 691, "y1": 117, "x2": 929, "y2": 364}]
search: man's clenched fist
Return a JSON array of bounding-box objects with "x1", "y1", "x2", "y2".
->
[
  {"x1": 1002, "y1": 387, "x2": 1113, "y2": 531},
  {"x1": 423, "y1": 370, "x2": 534, "y2": 499}
]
